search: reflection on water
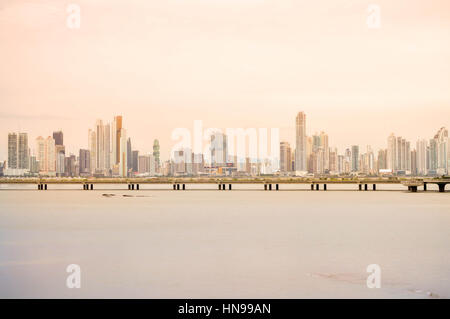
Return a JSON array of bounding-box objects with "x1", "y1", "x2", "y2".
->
[{"x1": 0, "y1": 186, "x2": 449, "y2": 298}]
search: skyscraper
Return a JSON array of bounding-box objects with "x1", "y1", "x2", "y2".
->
[
  {"x1": 79, "y1": 149, "x2": 91, "y2": 175},
  {"x1": 387, "y1": 133, "x2": 396, "y2": 172},
  {"x1": 127, "y1": 138, "x2": 132, "y2": 171},
  {"x1": 18, "y1": 133, "x2": 29, "y2": 169},
  {"x1": 351, "y1": 145, "x2": 359, "y2": 172},
  {"x1": 53, "y1": 131, "x2": 63, "y2": 146},
  {"x1": 280, "y1": 141, "x2": 291, "y2": 173},
  {"x1": 88, "y1": 129, "x2": 97, "y2": 174},
  {"x1": 153, "y1": 139, "x2": 160, "y2": 170},
  {"x1": 210, "y1": 132, "x2": 228, "y2": 167},
  {"x1": 119, "y1": 128, "x2": 127, "y2": 177},
  {"x1": 36, "y1": 136, "x2": 56, "y2": 175},
  {"x1": 295, "y1": 112, "x2": 307, "y2": 172},
  {"x1": 7, "y1": 133, "x2": 17, "y2": 169},
  {"x1": 416, "y1": 139, "x2": 427, "y2": 175},
  {"x1": 113, "y1": 116, "x2": 123, "y2": 165}
]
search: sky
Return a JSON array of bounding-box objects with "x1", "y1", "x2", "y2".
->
[{"x1": 1, "y1": 0, "x2": 449, "y2": 161}]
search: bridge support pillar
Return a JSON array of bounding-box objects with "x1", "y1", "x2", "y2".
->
[
  {"x1": 311, "y1": 184, "x2": 314, "y2": 190},
  {"x1": 38, "y1": 184, "x2": 41, "y2": 190},
  {"x1": 410, "y1": 186, "x2": 418, "y2": 192},
  {"x1": 359, "y1": 184, "x2": 362, "y2": 191},
  {"x1": 264, "y1": 184, "x2": 267, "y2": 191},
  {"x1": 373, "y1": 184, "x2": 376, "y2": 191},
  {"x1": 229, "y1": 184, "x2": 232, "y2": 190},
  {"x1": 438, "y1": 183, "x2": 446, "y2": 193},
  {"x1": 90, "y1": 184, "x2": 93, "y2": 190},
  {"x1": 222, "y1": 184, "x2": 225, "y2": 190},
  {"x1": 136, "y1": 184, "x2": 139, "y2": 190},
  {"x1": 218, "y1": 184, "x2": 221, "y2": 190},
  {"x1": 423, "y1": 183, "x2": 427, "y2": 191},
  {"x1": 364, "y1": 184, "x2": 368, "y2": 191},
  {"x1": 44, "y1": 184, "x2": 47, "y2": 190},
  {"x1": 316, "y1": 184, "x2": 319, "y2": 191},
  {"x1": 173, "y1": 184, "x2": 176, "y2": 190},
  {"x1": 276, "y1": 184, "x2": 279, "y2": 190},
  {"x1": 183, "y1": 184, "x2": 185, "y2": 190},
  {"x1": 269, "y1": 184, "x2": 272, "y2": 191},
  {"x1": 177, "y1": 184, "x2": 180, "y2": 190},
  {"x1": 323, "y1": 184, "x2": 327, "y2": 191}
]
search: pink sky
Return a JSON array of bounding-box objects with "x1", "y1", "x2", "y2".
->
[{"x1": 1, "y1": 0, "x2": 449, "y2": 160}]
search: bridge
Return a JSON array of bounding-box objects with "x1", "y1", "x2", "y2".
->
[{"x1": 0, "y1": 177, "x2": 448, "y2": 192}]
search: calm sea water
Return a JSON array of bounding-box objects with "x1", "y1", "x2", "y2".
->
[{"x1": 0, "y1": 183, "x2": 449, "y2": 298}]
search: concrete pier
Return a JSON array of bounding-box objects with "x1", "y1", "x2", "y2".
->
[
  {"x1": 438, "y1": 183, "x2": 446, "y2": 193},
  {"x1": 311, "y1": 184, "x2": 314, "y2": 190},
  {"x1": 364, "y1": 184, "x2": 368, "y2": 191},
  {"x1": 90, "y1": 184, "x2": 93, "y2": 190},
  {"x1": 269, "y1": 184, "x2": 272, "y2": 190},
  {"x1": 136, "y1": 184, "x2": 139, "y2": 190},
  {"x1": 316, "y1": 184, "x2": 319, "y2": 191},
  {"x1": 424, "y1": 183, "x2": 427, "y2": 191},
  {"x1": 177, "y1": 184, "x2": 180, "y2": 190},
  {"x1": 276, "y1": 184, "x2": 279, "y2": 190},
  {"x1": 264, "y1": 184, "x2": 267, "y2": 190},
  {"x1": 359, "y1": 184, "x2": 362, "y2": 191},
  {"x1": 323, "y1": 184, "x2": 327, "y2": 191},
  {"x1": 218, "y1": 184, "x2": 221, "y2": 190},
  {"x1": 229, "y1": 184, "x2": 232, "y2": 190},
  {"x1": 373, "y1": 184, "x2": 376, "y2": 191},
  {"x1": 182, "y1": 184, "x2": 185, "y2": 190}
]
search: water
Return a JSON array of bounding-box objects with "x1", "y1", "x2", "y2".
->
[{"x1": 0, "y1": 184, "x2": 449, "y2": 298}]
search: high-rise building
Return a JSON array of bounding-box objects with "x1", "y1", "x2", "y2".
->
[
  {"x1": 210, "y1": 132, "x2": 228, "y2": 167},
  {"x1": 127, "y1": 138, "x2": 132, "y2": 171},
  {"x1": 279, "y1": 141, "x2": 291, "y2": 173},
  {"x1": 88, "y1": 129, "x2": 96, "y2": 174},
  {"x1": 416, "y1": 139, "x2": 427, "y2": 175},
  {"x1": 79, "y1": 149, "x2": 91, "y2": 175},
  {"x1": 36, "y1": 136, "x2": 56, "y2": 175},
  {"x1": 351, "y1": 145, "x2": 359, "y2": 172},
  {"x1": 387, "y1": 133, "x2": 396, "y2": 172},
  {"x1": 434, "y1": 127, "x2": 448, "y2": 175},
  {"x1": 113, "y1": 116, "x2": 123, "y2": 165},
  {"x1": 153, "y1": 139, "x2": 160, "y2": 171},
  {"x1": 7, "y1": 133, "x2": 18, "y2": 169},
  {"x1": 53, "y1": 131, "x2": 63, "y2": 146},
  {"x1": 119, "y1": 128, "x2": 127, "y2": 177},
  {"x1": 295, "y1": 112, "x2": 307, "y2": 172},
  {"x1": 132, "y1": 150, "x2": 139, "y2": 172},
  {"x1": 18, "y1": 133, "x2": 29, "y2": 169}
]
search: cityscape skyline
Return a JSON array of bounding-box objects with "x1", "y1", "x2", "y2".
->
[{"x1": 2, "y1": 112, "x2": 449, "y2": 178}]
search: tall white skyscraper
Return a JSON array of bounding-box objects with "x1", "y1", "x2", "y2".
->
[
  {"x1": 416, "y1": 139, "x2": 427, "y2": 175},
  {"x1": 119, "y1": 128, "x2": 127, "y2": 177},
  {"x1": 295, "y1": 112, "x2": 307, "y2": 172}
]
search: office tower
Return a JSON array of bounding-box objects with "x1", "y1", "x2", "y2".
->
[
  {"x1": 132, "y1": 150, "x2": 139, "y2": 172},
  {"x1": 387, "y1": 133, "x2": 396, "y2": 171},
  {"x1": 79, "y1": 149, "x2": 91, "y2": 175},
  {"x1": 8, "y1": 133, "x2": 17, "y2": 169},
  {"x1": 416, "y1": 139, "x2": 427, "y2": 175},
  {"x1": 88, "y1": 129, "x2": 97, "y2": 174},
  {"x1": 36, "y1": 136, "x2": 56, "y2": 174},
  {"x1": 377, "y1": 149, "x2": 387, "y2": 171},
  {"x1": 153, "y1": 139, "x2": 160, "y2": 170},
  {"x1": 119, "y1": 128, "x2": 127, "y2": 177},
  {"x1": 210, "y1": 132, "x2": 228, "y2": 167},
  {"x1": 56, "y1": 151, "x2": 65, "y2": 176},
  {"x1": 320, "y1": 131, "x2": 329, "y2": 171},
  {"x1": 280, "y1": 141, "x2": 291, "y2": 173},
  {"x1": 410, "y1": 149, "x2": 417, "y2": 176},
  {"x1": 434, "y1": 127, "x2": 448, "y2": 174},
  {"x1": 18, "y1": 133, "x2": 29, "y2": 169},
  {"x1": 112, "y1": 116, "x2": 123, "y2": 165},
  {"x1": 104, "y1": 122, "x2": 111, "y2": 171},
  {"x1": 53, "y1": 131, "x2": 63, "y2": 146},
  {"x1": 95, "y1": 120, "x2": 105, "y2": 171},
  {"x1": 127, "y1": 138, "x2": 132, "y2": 171},
  {"x1": 295, "y1": 112, "x2": 307, "y2": 172},
  {"x1": 351, "y1": 145, "x2": 359, "y2": 172},
  {"x1": 329, "y1": 148, "x2": 337, "y2": 173},
  {"x1": 29, "y1": 156, "x2": 39, "y2": 174},
  {"x1": 64, "y1": 154, "x2": 77, "y2": 177}
]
